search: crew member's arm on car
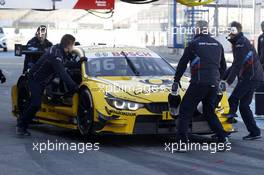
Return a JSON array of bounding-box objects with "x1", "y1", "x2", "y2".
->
[
  {"x1": 174, "y1": 45, "x2": 192, "y2": 83},
  {"x1": 79, "y1": 57, "x2": 87, "y2": 63},
  {"x1": 51, "y1": 56, "x2": 78, "y2": 92},
  {"x1": 220, "y1": 46, "x2": 227, "y2": 79},
  {"x1": 222, "y1": 66, "x2": 232, "y2": 81},
  {"x1": 226, "y1": 42, "x2": 246, "y2": 85}
]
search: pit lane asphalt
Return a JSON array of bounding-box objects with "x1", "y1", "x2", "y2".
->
[{"x1": 0, "y1": 52, "x2": 263, "y2": 175}]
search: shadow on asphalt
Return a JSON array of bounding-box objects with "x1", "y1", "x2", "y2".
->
[{"x1": 28, "y1": 123, "x2": 217, "y2": 146}]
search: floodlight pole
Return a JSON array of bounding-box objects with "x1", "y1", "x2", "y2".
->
[
  {"x1": 52, "y1": 0, "x2": 62, "y2": 10},
  {"x1": 214, "y1": 0, "x2": 219, "y2": 36},
  {"x1": 253, "y1": 0, "x2": 261, "y2": 45}
]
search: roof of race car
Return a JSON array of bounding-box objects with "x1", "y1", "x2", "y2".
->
[{"x1": 80, "y1": 45, "x2": 161, "y2": 59}]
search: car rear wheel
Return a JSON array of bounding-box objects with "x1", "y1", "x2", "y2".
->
[
  {"x1": 77, "y1": 88, "x2": 93, "y2": 136},
  {"x1": 3, "y1": 48, "x2": 7, "y2": 52}
]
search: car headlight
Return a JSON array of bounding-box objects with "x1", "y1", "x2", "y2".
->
[{"x1": 105, "y1": 94, "x2": 144, "y2": 111}]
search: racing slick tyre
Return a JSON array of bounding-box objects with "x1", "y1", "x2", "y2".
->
[
  {"x1": 17, "y1": 75, "x2": 30, "y2": 117},
  {"x1": 77, "y1": 88, "x2": 93, "y2": 136},
  {"x1": 3, "y1": 48, "x2": 7, "y2": 52}
]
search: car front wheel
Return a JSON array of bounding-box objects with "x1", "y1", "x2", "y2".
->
[{"x1": 77, "y1": 88, "x2": 93, "y2": 136}]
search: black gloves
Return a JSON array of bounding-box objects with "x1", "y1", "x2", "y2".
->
[
  {"x1": 79, "y1": 57, "x2": 87, "y2": 63},
  {"x1": 69, "y1": 84, "x2": 79, "y2": 94},
  {"x1": 171, "y1": 82, "x2": 179, "y2": 95},
  {"x1": 73, "y1": 85, "x2": 79, "y2": 93},
  {"x1": 63, "y1": 85, "x2": 79, "y2": 98},
  {"x1": 0, "y1": 70, "x2": 6, "y2": 84},
  {"x1": 222, "y1": 66, "x2": 232, "y2": 81},
  {"x1": 218, "y1": 81, "x2": 227, "y2": 94}
]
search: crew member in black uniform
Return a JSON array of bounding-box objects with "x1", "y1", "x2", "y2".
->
[
  {"x1": 257, "y1": 21, "x2": 264, "y2": 64},
  {"x1": 23, "y1": 25, "x2": 52, "y2": 73},
  {"x1": 172, "y1": 20, "x2": 229, "y2": 149},
  {"x1": 224, "y1": 21, "x2": 264, "y2": 140},
  {"x1": 0, "y1": 69, "x2": 6, "y2": 84},
  {"x1": 16, "y1": 34, "x2": 79, "y2": 136},
  {"x1": 255, "y1": 21, "x2": 264, "y2": 116}
]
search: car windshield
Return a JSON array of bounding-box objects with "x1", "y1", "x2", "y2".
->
[{"x1": 86, "y1": 56, "x2": 175, "y2": 77}]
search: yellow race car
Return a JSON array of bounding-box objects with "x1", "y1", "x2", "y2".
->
[
  {"x1": 11, "y1": 46, "x2": 235, "y2": 136},
  {"x1": 177, "y1": 0, "x2": 214, "y2": 7}
]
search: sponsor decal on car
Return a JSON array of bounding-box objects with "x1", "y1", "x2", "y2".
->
[{"x1": 105, "y1": 106, "x2": 136, "y2": 116}]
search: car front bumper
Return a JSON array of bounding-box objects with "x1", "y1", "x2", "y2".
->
[{"x1": 93, "y1": 108, "x2": 234, "y2": 135}]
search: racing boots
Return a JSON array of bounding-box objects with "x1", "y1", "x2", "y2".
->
[
  {"x1": 222, "y1": 113, "x2": 238, "y2": 119},
  {"x1": 243, "y1": 133, "x2": 262, "y2": 140},
  {"x1": 16, "y1": 127, "x2": 31, "y2": 136}
]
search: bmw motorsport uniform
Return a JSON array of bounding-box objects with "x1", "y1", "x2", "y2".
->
[
  {"x1": 23, "y1": 37, "x2": 52, "y2": 73},
  {"x1": 174, "y1": 33, "x2": 228, "y2": 142},
  {"x1": 227, "y1": 32, "x2": 264, "y2": 136},
  {"x1": 17, "y1": 44, "x2": 78, "y2": 130},
  {"x1": 256, "y1": 33, "x2": 264, "y2": 114},
  {"x1": 257, "y1": 33, "x2": 264, "y2": 64}
]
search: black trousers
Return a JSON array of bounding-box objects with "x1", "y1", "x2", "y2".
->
[
  {"x1": 177, "y1": 83, "x2": 227, "y2": 142},
  {"x1": 229, "y1": 80, "x2": 261, "y2": 135},
  {"x1": 17, "y1": 80, "x2": 43, "y2": 129}
]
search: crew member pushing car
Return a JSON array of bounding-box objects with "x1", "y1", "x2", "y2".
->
[
  {"x1": 172, "y1": 20, "x2": 229, "y2": 151},
  {"x1": 223, "y1": 21, "x2": 264, "y2": 140},
  {"x1": 16, "y1": 34, "x2": 79, "y2": 136},
  {"x1": 23, "y1": 25, "x2": 52, "y2": 73}
]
